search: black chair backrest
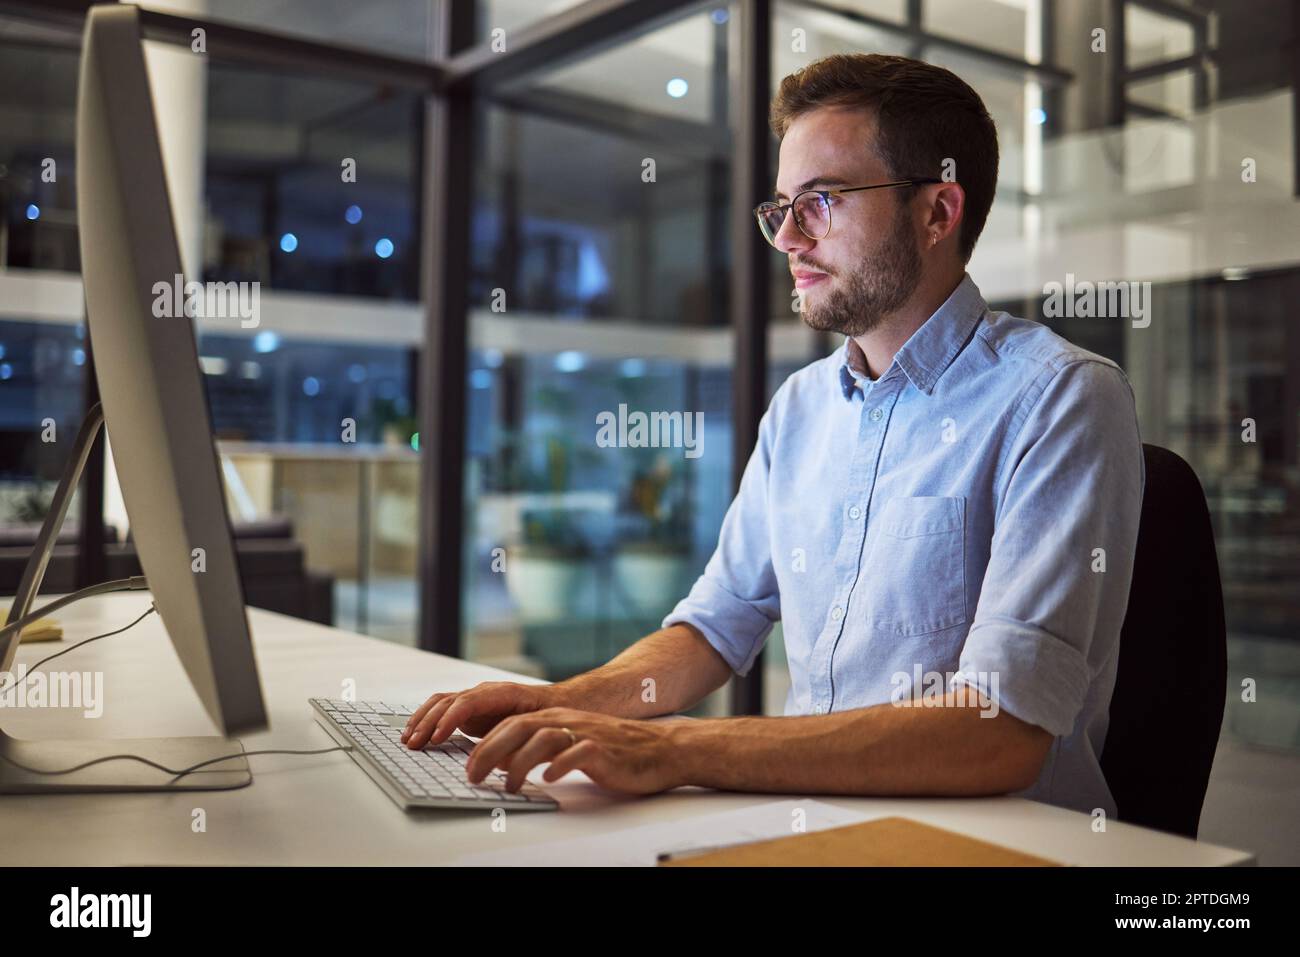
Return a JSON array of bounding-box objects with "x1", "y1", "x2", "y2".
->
[{"x1": 1101, "y1": 444, "x2": 1227, "y2": 838}]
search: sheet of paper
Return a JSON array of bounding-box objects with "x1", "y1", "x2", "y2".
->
[{"x1": 456, "y1": 799, "x2": 870, "y2": 866}]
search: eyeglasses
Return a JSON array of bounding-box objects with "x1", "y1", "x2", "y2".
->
[{"x1": 753, "y1": 178, "x2": 943, "y2": 247}]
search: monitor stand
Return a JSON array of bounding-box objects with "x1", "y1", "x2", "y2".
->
[{"x1": 0, "y1": 403, "x2": 250, "y2": 793}]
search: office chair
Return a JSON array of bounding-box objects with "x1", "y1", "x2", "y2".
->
[{"x1": 1101, "y1": 444, "x2": 1228, "y2": 838}]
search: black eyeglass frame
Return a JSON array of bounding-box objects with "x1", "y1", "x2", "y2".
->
[{"x1": 753, "y1": 177, "x2": 944, "y2": 245}]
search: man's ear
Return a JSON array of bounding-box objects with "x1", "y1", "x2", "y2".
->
[{"x1": 926, "y1": 182, "x2": 965, "y2": 247}]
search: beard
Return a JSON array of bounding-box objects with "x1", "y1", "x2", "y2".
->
[{"x1": 798, "y1": 201, "x2": 922, "y2": 338}]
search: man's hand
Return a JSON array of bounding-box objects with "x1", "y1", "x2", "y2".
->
[
  {"x1": 402, "y1": 681, "x2": 563, "y2": 749},
  {"x1": 465, "y1": 708, "x2": 683, "y2": 795}
]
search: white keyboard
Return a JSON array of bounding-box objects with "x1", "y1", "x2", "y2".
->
[{"x1": 310, "y1": 698, "x2": 558, "y2": 812}]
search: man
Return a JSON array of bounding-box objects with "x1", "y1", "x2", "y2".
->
[{"x1": 403, "y1": 53, "x2": 1144, "y2": 817}]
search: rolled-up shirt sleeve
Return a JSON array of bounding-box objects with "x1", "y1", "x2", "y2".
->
[
  {"x1": 661, "y1": 388, "x2": 784, "y2": 676},
  {"x1": 952, "y1": 358, "x2": 1145, "y2": 737}
]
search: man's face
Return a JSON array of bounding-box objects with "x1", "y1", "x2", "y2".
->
[{"x1": 772, "y1": 107, "x2": 923, "y2": 337}]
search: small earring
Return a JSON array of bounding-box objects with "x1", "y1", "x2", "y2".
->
[{"x1": 930, "y1": 233, "x2": 938, "y2": 247}]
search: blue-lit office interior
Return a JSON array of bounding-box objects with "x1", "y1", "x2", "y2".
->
[{"x1": 0, "y1": 0, "x2": 1297, "y2": 863}]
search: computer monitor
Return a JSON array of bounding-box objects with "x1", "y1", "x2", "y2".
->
[{"x1": 0, "y1": 3, "x2": 266, "y2": 793}]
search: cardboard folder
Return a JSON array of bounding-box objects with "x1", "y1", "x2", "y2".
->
[{"x1": 659, "y1": 815, "x2": 1062, "y2": 867}]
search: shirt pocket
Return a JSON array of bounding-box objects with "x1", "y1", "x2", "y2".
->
[{"x1": 866, "y1": 496, "x2": 967, "y2": 637}]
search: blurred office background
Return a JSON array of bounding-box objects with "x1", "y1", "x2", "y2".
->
[{"x1": 0, "y1": 0, "x2": 1297, "y2": 858}]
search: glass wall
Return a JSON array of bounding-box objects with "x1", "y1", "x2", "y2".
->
[
  {"x1": 203, "y1": 62, "x2": 422, "y2": 301},
  {"x1": 475, "y1": 0, "x2": 590, "y2": 43},
  {"x1": 0, "y1": 17, "x2": 88, "y2": 592},
  {"x1": 128, "y1": 0, "x2": 437, "y2": 61},
  {"x1": 0, "y1": 6, "x2": 427, "y2": 637},
  {"x1": 197, "y1": 58, "x2": 425, "y2": 639},
  {"x1": 460, "y1": 7, "x2": 734, "y2": 713}
]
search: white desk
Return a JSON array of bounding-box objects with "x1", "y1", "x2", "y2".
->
[{"x1": 1, "y1": 593, "x2": 1254, "y2": 866}]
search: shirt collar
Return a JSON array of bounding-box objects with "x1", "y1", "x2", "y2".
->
[{"x1": 836, "y1": 273, "x2": 987, "y2": 400}]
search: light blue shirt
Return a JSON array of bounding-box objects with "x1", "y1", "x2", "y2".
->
[{"x1": 664, "y1": 274, "x2": 1145, "y2": 816}]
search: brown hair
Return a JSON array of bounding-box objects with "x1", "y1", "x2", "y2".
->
[{"x1": 770, "y1": 53, "x2": 998, "y2": 263}]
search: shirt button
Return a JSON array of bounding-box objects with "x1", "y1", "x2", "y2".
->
[
  {"x1": 848, "y1": 505, "x2": 861, "y2": 520},
  {"x1": 831, "y1": 605, "x2": 844, "y2": 621},
  {"x1": 813, "y1": 704, "x2": 826, "y2": 715},
  {"x1": 869, "y1": 407, "x2": 883, "y2": 422}
]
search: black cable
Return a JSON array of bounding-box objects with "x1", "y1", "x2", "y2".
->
[
  {"x1": 0, "y1": 602, "x2": 158, "y2": 695},
  {"x1": 0, "y1": 745, "x2": 353, "y2": 779}
]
